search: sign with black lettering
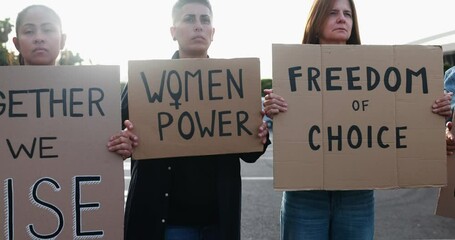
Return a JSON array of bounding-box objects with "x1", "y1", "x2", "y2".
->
[
  {"x1": 272, "y1": 44, "x2": 446, "y2": 190},
  {"x1": 0, "y1": 66, "x2": 123, "y2": 239},
  {"x1": 128, "y1": 58, "x2": 263, "y2": 159}
]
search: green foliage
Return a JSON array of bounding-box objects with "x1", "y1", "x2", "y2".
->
[
  {"x1": 261, "y1": 78, "x2": 272, "y2": 96},
  {"x1": 0, "y1": 18, "x2": 13, "y2": 44},
  {"x1": 0, "y1": 18, "x2": 17, "y2": 65},
  {"x1": 58, "y1": 50, "x2": 83, "y2": 65},
  {"x1": 0, "y1": 48, "x2": 19, "y2": 65},
  {"x1": 0, "y1": 47, "x2": 9, "y2": 65}
]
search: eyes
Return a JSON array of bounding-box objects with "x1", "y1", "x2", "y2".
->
[
  {"x1": 20, "y1": 24, "x2": 59, "y2": 36},
  {"x1": 329, "y1": 10, "x2": 352, "y2": 19},
  {"x1": 182, "y1": 14, "x2": 212, "y2": 25},
  {"x1": 200, "y1": 16, "x2": 211, "y2": 24}
]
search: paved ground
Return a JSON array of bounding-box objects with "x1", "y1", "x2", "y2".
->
[{"x1": 124, "y1": 131, "x2": 455, "y2": 239}]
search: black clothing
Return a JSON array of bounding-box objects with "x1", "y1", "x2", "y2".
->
[{"x1": 123, "y1": 51, "x2": 270, "y2": 240}]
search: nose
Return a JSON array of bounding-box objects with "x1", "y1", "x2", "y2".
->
[
  {"x1": 337, "y1": 13, "x2": 347, "y2": 23},
  {"x1": 33, "y1": 31, "x2": 45, "y2": 44},
  {"x1": 33, "y1": 38, "x2": 45, "y2": 44},
  {"x1": 193, "y1": 21, "x2": 203, "y2": 32}
]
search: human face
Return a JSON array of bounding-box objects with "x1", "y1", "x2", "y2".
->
[
  {"x1": 170, "y1": 3, "x2": 215, "y2": 58},
  {"x1": 13, "y1": 7, "x2": 65, "y2": 65},
  {"x1": 319, "y1": 0, "x2": 353, "y2": 45}
]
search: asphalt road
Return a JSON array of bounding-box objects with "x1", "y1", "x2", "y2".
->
[{"x1": 124, "y1": 131, "x2": 455, "y2": 239}]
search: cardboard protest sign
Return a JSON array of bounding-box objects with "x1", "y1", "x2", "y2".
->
[
  {"x1": 436, "y1": 154, "x2": 455, "y2": 218},
  {"x1": 272, "y1": 44, "x2": 446, "y2": 190},
  {"x1": 0, "y1": 66, "x2": 124, "y2": 239},
  {"x1": 128, "y1": 58, "x2": 263, "y2": 159}
]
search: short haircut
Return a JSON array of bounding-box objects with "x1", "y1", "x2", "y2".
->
[{"x1": 172, "y1": 0, "x2": 212, "y2": 24}]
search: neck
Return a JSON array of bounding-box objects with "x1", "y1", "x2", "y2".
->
[
  {"x1": 179, "y1": 50, "x2": 208, "y2": 59},
  {"x1": 319, "y1": 39, "x2": 347, "y2": 45},
  {"x1": 24, "y1": 61, "x2": 56, "y2": 66}
]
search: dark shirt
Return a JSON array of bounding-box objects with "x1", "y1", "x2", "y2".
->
[{"x1": 123, "y1": 51, "x2": 270, "y2": 240}]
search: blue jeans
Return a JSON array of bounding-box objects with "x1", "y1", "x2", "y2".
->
[
  {"x1": 165, "y1": 225, "x2": 219, "y2": 240},
  {"x1": 281, "y1": 190, "x2": 374, "y2": 240}
]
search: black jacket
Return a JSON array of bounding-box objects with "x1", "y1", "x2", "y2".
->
[{"x1": 123, "y1": 51, "x2": 270, "y2": 240}]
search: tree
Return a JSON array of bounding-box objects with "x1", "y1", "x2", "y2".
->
[
  {"x1": 261, "y1": 78, "x2": 272, "y2": 96},
  {"x1": 0, "y1": 18, "x2": 18, "y2": 65},
  {"x1": 59, "y1": 50, "x2": 83, "y2": 65},
  {"x1": 0, "y1": 18, "x2": 12, "y2": 43}
]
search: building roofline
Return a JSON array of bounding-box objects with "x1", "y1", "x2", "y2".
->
[
  {"x1": 443, "y1": 43, "x2": 455, "y2": 53},
  {"x1": 408, "y1": 29, "x2": 455, "y2": 45}
]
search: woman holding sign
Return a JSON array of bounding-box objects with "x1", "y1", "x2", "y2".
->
[
  {"x1": 263, "y1": 0, "x2": 452, "y2": 239},
  {"x1": 107, "y1": 0, "x2": 270, "y2": 239}
]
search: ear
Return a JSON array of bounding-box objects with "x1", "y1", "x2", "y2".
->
[
  {"x1": 13, "y1": 37, "x2": 20, "y2": 52},
  {"x1": 211, "y1": 27, "x2": 215, "y2": 41},
  {"x1": 170, "y1": 26, "x2": 177, "y2": 41},
  {"x1": 60, "y1": 34, "x2": 67, "y2": 50}
]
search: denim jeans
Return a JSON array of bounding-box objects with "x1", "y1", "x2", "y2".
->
[
  {"x1": 281, "y1": 190, "x2": 374, "y2": 240},
  {"x1": 165, "y1": 225, "x2": 219, "y2": 240}
]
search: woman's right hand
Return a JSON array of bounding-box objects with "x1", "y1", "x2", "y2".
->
[
  {"x1": 446, "y1": 121, "x2": 455, "y2": 156},
  {"x1": 107, "y1": 120, "x2": 139, "y2": 160},
  {"x1": 263, "y1": 89, "x2": 288, "y2": 119}
]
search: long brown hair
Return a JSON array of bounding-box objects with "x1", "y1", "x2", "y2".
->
[{"x1": 302, "y1": 0, "x2": 360, "y2": 44}]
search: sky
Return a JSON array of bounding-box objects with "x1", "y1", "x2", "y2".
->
[{"x1": 2, "y1": 0, "x2": 455, "y2": 81}]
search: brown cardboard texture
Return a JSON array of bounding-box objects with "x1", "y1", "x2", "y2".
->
[
  {"x1": 272, "y1": 44, "x2": 446, "y2": 190},
  {"x1": 0, "y1": 66, "x2": 124, "y2": 238},
  {"x1": 128, "y1": 58, "x2": 263, "y2": 159}
]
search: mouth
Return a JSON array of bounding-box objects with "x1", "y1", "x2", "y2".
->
[
  {"x1": 33, "y1": 47, "x2": 48, "y2": 53},
  {"x1": 192, "y1": 36, "x2": 206, "y2": 41},
  {"x1": 334, "y1": 28, "x2": 347, "y2": 32}
]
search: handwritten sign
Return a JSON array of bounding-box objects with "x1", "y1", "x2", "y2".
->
[
  {"x1": 128, "y1": 58, "x2": 263, "y2": 159},
  {"x1": 272, "y1": 44, "x2": 446, "y2": 190},
  {"x1": 0, "y1": 66, "x2": 124, "y2": 239}
]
